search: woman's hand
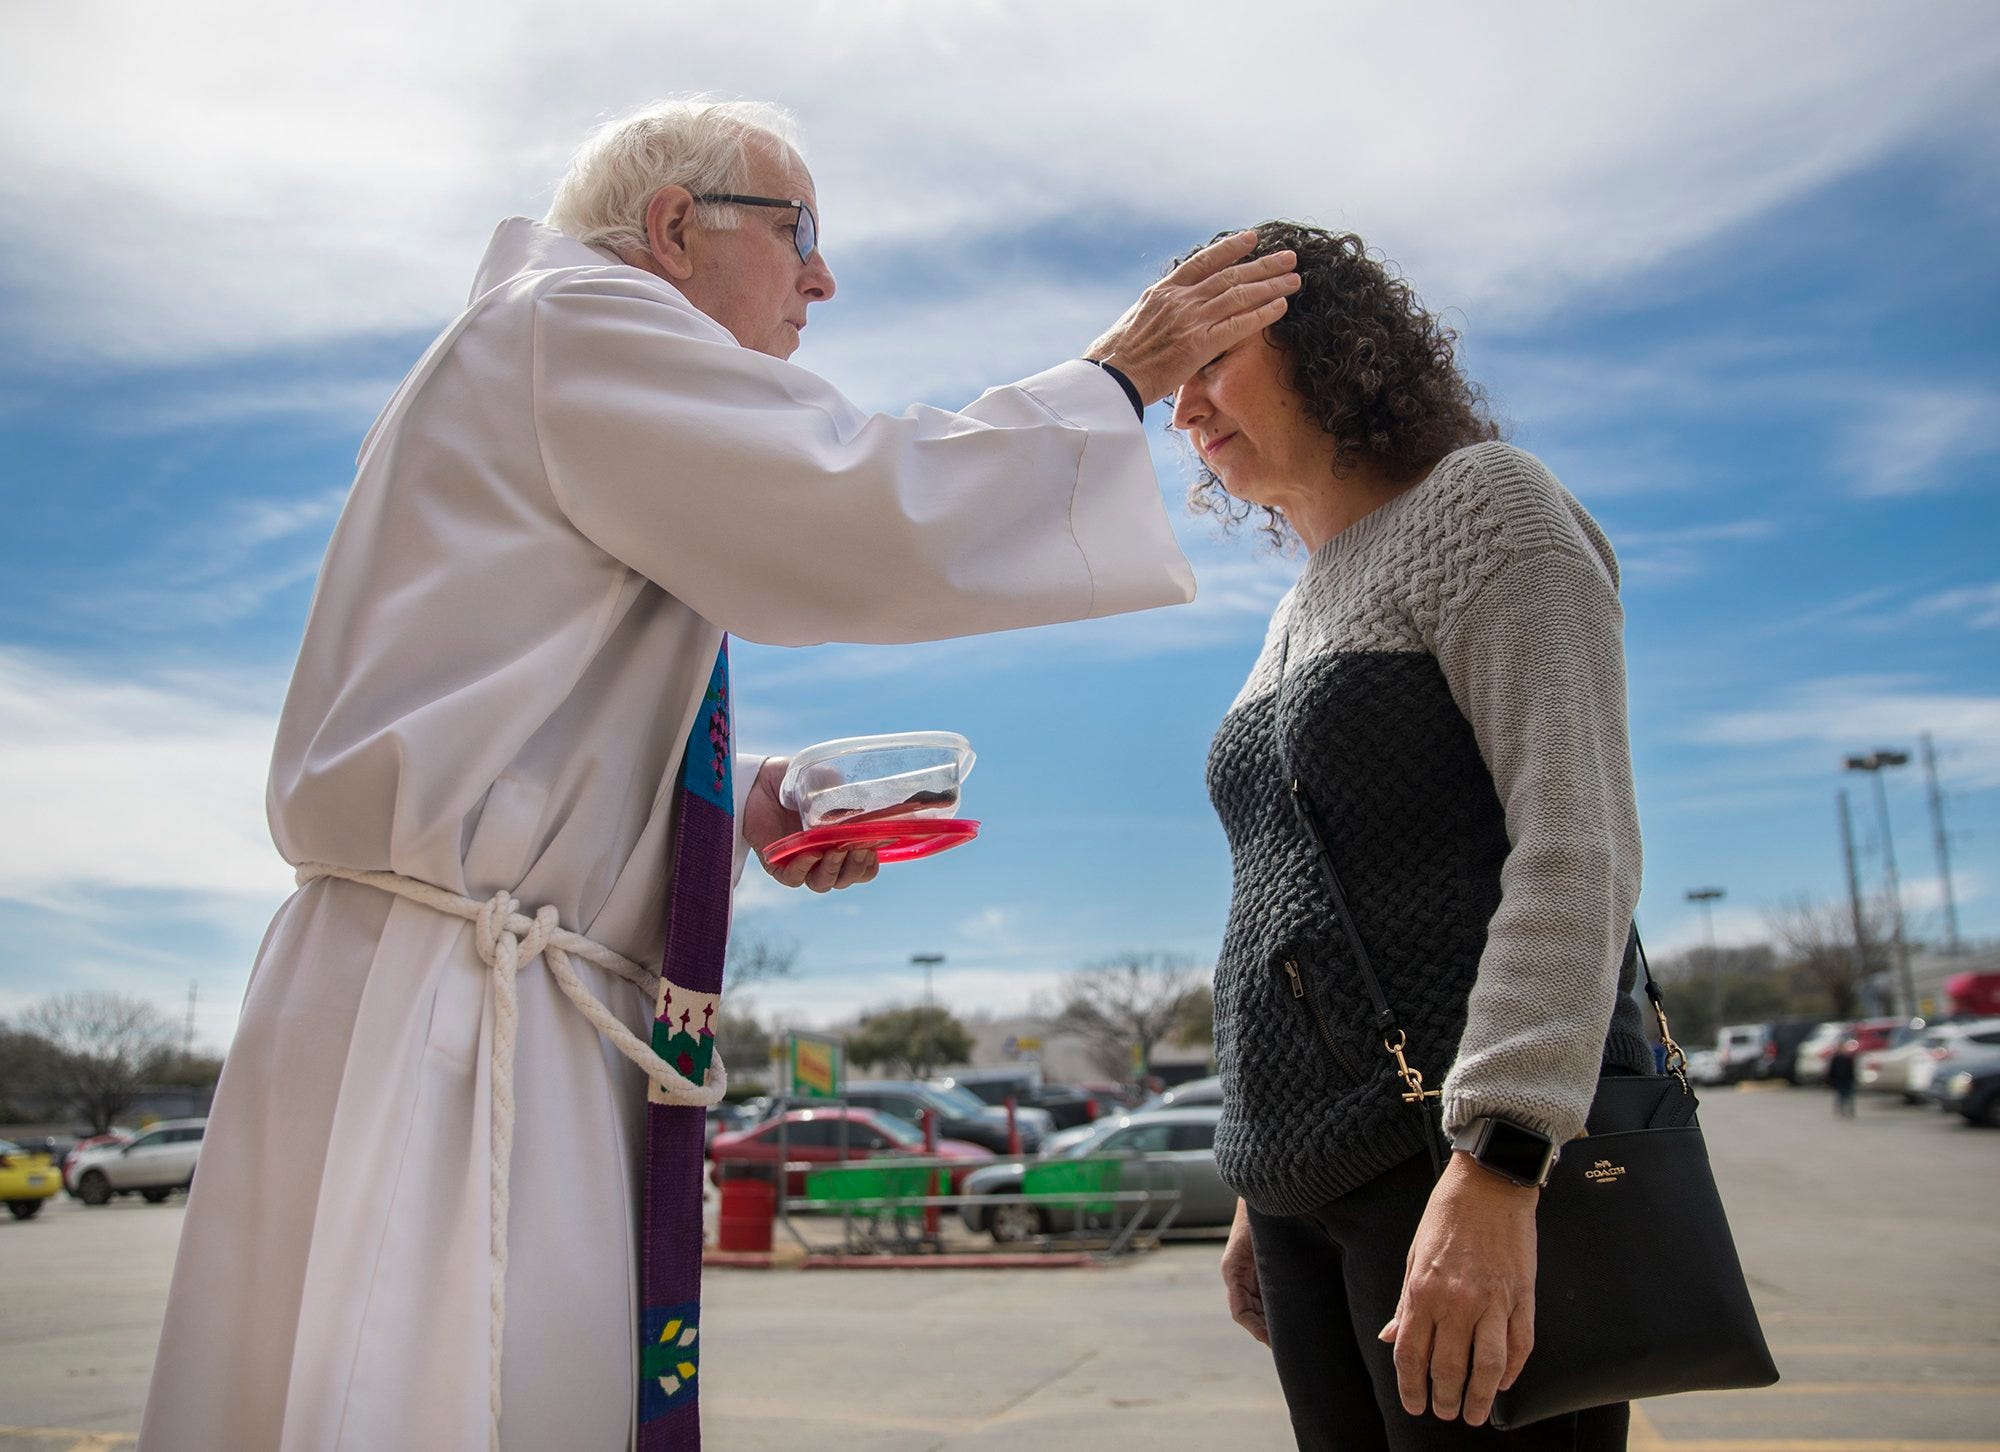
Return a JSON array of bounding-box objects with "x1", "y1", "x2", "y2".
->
[
  {"x1": 1220, "y1": 1198, "x2": 1270, "y2": 1345},
  {"x1": 742, "y1": 757, "x2": 880, "y2": 892},
  {"x1": 1379, "y1": 1153, "x2": 1537, "y2": 1426}
]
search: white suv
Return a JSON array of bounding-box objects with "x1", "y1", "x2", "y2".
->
[
  {"x1": 1715, "y1": 1024, "x2": 1774, "y2": 1083},
  {"x1": 68, "y1": 1118, "x2": 205, "y2": 1205},
  {"x1": 1909, "y1": 1019, "x2": 2000, "y2": 1101}
]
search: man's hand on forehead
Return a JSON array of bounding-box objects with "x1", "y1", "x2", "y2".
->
[{"x1": 1086, "y1": 232, "x2": 1301, "y2": 408}]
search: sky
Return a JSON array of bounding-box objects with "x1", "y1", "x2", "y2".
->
[{"x1": 2, "y1": 2, "x2": 1997, "y2": 1051}]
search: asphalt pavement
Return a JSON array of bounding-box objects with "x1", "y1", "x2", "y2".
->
[{"x1": 2, "y1": 1085, "x2": 1995, "y2": 1450}]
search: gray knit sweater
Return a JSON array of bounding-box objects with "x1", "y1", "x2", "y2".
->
[{"x1": 1207, "y1": 442, "x2": 1651, "y2": 1217}]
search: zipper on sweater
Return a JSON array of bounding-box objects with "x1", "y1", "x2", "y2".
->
[{"x1": 1282, "y1": 958, "x2": 1368, "y2": 1085}]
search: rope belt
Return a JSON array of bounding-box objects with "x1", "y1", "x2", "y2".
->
[{"x1": 294, "y1": 861, "x2": 728, "y2": 1452}]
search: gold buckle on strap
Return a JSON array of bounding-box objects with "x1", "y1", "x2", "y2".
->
[{"x1": 1383, "y1": 1029, "x2": 1442, "y2": 1105}]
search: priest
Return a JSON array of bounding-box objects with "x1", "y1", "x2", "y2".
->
[{"x1": 139, "y1": 97, "x2": 1298, "y2": 1452}]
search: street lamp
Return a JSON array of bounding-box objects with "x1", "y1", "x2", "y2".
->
[
  {"x1": 1843, "y1": 750, "x2": 1916, "y2": 1019},
  {"x1": 910, "y1": 952, "x2": 945, "y2": 1008},
  {"x1": 1685, "y1": 887, "x2": 1726, "y2": 1026}
]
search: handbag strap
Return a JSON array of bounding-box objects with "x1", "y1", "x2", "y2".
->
[
  {"x1": 1272, "y1": 622, "x2": 1692, "y2": 1151},
  {"x1": 1273, "y1": 622, "x2": 1447, "y2": 1173},
  {"x1": 1272, "y1": 616, "x2": 1680, "y2": 1136},
  {"x1": 1628, "y1": 925, "x2": 1691, "y2": 1091}
]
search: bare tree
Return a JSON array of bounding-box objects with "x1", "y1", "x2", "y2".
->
[
  {"x1": 0, "y1": 1024, "x2": 66, "y2": 1120},
  {"x1": 1048, "y1": 952, "x2": 1206, "y2": 1084},
  {"x1": 18, "y1": 991, "x2": 181, "y2": 1133},
  {"x1": 711, "y1": 1006, "x2": 773, "y2": 1072},
  {"x1": 1764, "y1": 895, "x2": 1886, "y2": 1020},
  {"x1": 725, "y1": 919, "x2": 799, "y2": 988}
]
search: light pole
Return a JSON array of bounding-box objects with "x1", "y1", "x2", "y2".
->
[
  {"x1": 1835, "y1": 790, "x2": 1873, "y2": 1000},
  {"x1": 1844, "y1": 750, "x2": 1916, "y2": 1018},
  {"x1": 910, "y1": 952, "x2": 944, "y2": 1009},
  {"x1": 1685, "y1": 887, "x2": 1726, "y2": 1028},
  {"x1": 1921, "y1": 732, "x2": 1963, "y2": 955}
]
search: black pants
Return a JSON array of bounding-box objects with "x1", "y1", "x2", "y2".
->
[{"x1": 1248, "y1": 1152, "x2": 1629, "y2": 1452}]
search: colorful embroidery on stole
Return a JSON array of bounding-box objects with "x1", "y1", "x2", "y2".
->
[{"x1": 638, "y1": 641, "x2": 731, "y2": 1449}]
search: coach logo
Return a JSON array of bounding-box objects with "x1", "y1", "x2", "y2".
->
[{"x1": 1584, "y1": 1158, "x2": 1626, "y2": 1184}]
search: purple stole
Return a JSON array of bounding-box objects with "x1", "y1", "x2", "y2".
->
[{"x1": 638, "y1": 641, "x2": 731, "y2": 1450}]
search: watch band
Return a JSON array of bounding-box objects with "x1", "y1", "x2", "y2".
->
[{"x1": 1452, "y1": 1116, "x2": 1557, "y2": 1188}]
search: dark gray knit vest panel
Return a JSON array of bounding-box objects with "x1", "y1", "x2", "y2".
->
[
  {"x1": 1209, "y1": 647, "x2": 1507, "y2": 1215},
  {"x1": 1207, "y1": 646, "x2": 1650, "y2": 1217}
]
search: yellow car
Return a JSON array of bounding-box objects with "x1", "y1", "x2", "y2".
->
[{"x1": 0, "y1": 1139, "x2": 62, "y2": 1220}]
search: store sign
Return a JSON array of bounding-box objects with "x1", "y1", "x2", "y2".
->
[{"x1": 788, "y1": 1033, "x2": 843, "y2": 1100}]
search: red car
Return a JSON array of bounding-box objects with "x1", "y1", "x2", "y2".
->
[
  {"x1": 708, "y1": 1107, "x2": 992, "y2": 1197},
  {"x1": 1798, "y1": 1017, "x2": 1906, "y2": 1084}
]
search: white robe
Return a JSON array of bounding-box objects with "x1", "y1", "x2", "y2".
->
[{"x1": 137, "y1": 219, "x2": 1193, "y2": 1452}]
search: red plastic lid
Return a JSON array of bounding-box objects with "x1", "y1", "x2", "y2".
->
[{"x1": 762, "y1": 818, "x2": 980, "y2": 868}]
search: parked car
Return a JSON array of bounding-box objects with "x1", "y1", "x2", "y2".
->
[
  {"x1": 1857, "y1": 1024, "x2": 1939, "y2": 1101},
  {"x1": 1911, "y1": 1020, "x2": 2000, "y2": 1105},
  {"x1": 1763, "y1": 1018, "x2": 1834, "y2": 1083},
  {"x1": 1714, "y1": 1023, "x2": 1774, "y2": 1082},
  {"x1": 13, "y1": 1134, "x2": 78, "y2": 1169},
  {"x1": 67, "y1": 1119, "x2": 205, "y2": 1205},
  {"x1": 959, "y1": 1107, "x2": 1234, "y2": 1242},
  {"x1": 1798, "y1": 1017, "x2": 1907, "y2": 1087},
  {"x1": 704, "y1": 1101, "x2": 757, "y2": 1149},
  {"x1": 1074, "y1": 1080, "x2": 1141, "y2": 1112},
  {"x1": 707, "y1": 1107, "x2": 992, "y2": 1198},
  {"x1": 843, "y1": 1080, "x2": 1052, "y2": 1153},
  {"x1": 1138, "y1": 1074, "x2": 1223, "y2": 1111},
  {"x1": 931, "y1": 1072, "x2": 1108, "y2": 1131},
  {"x1": 1939, "y1": 1063, "x2": 2000, "y2": 1127},
  {"x1": 0, "y1": 1139, "x2": 62, "y2": 1220},
  {"x1": 1684, "y1": 1048, "x2": 1728, "y2": 1086},
  {"x1": 1793, "y1": 1021, "x2": 1854, "y2": 1086}
]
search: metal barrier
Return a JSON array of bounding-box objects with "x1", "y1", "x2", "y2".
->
[
  {"x1": 707, "y1": 1095, "x2": 1184, "y2": 1261},
  {"x1": 780, "y1": 1153, "x2": 1183, "y2": 1259}
]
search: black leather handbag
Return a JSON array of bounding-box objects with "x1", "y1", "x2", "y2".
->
[{"x1": 1274, "y1": 629, "x2": 1780, "y2": 1428}]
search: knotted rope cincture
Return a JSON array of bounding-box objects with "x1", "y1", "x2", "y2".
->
[{"x1": 294, "y1": 862, "x2": 728, "y2": 1452}]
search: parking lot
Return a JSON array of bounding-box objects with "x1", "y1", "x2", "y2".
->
[{"x1": 3, "y1": 1086, "x2": 1997, "y2": 1450}]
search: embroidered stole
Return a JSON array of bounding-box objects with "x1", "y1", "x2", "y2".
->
[{"x1": 638, "y1": 641, "x2": 731, "y2": 1450}]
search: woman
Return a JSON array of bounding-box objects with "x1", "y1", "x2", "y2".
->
[{"x1": 1175, "y1": 224, "x2": 1653, "y2": 1449}]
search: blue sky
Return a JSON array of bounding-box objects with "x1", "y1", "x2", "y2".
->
[{"x1": 2, "y1": 3, "x2": 1996, "y2": 1047}]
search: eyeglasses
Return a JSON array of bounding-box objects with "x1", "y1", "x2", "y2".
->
[{"x1": 691, "y1": 193, "x2": 819, "y2": 263}]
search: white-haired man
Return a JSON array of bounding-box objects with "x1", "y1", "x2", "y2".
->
[{"x1": 139, "y1": 99, "x2": 1297, "y2": 1452}]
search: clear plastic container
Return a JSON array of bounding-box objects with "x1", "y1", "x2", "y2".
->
[{"x1": 778, "y1": 732, "x2": 975, "y2": 830}]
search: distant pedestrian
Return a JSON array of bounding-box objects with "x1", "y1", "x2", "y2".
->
[{"x1": 1827, "y1": 1042, "x2": 1859, "y2": 1118}]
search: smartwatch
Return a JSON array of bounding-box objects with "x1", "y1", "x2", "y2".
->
[{"x1": 1451, "y1": 1116, "x2": 1557, "y2": 1189}]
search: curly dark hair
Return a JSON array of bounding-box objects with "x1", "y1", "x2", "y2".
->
[{"x1": 1177, "y1": 222, "x2": 1502, "y2": 546}]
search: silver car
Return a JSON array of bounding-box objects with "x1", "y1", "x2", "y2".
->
[
  {"x1": 1911, "y1": 1021, "x2": 2000, "y2": 1103},
  {"x1": 958, "y1": 1106, "x2": 1234, "y2": 1242},
  {"x1": 67, "y1": 1118, "x2": 205, "y2": 1205}
]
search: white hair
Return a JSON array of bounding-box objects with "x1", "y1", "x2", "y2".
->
[{"x1": 545, "y1": 97, "x2": 803, "y2": 254}]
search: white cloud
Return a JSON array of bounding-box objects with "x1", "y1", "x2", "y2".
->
[
  {"x1": 112, "y1": 378, "x2": 402, "y2": 435},
  {"x1": 1841, "y1": 387, "x2": 2000, "y2": 498},
  {"x1": 1614, "y1": 518, "x2": 1780, "y2": 586},
  {"x1": 0, "y1": 649, "x2": 292, "y2": 906},
  {"x1": 3, "y1": 0, "x2": 1995, "y2": 385},
  {"x1": 53, "y1": 485, "x2": 347, "y2": 634},
  {"x1": 958, "y1": 906, "x2": 1014, "y2": 939},
  {"x1": 1907, "y1": 582, "x2": 2000, "y2": 631},
  {"x1": 1689, "y1": 675, "x2": 2000, "y2": 790},
  {"x1": 754, "y1": 962, "x2": 1078, "y2": 1033}
]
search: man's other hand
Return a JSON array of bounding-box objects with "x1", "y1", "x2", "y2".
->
[
  {"x1": 1086, "y1": 232, "x2": 1300, "y2": 406},
  {"x1": 744, "y1": 757, "x2": 881, "y2": 892}
]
